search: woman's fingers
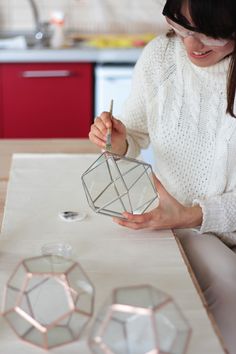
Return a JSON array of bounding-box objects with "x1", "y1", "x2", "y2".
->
[
  {"x1": 96, "y1": 112, "x2": 113, "y2": 131},
  {"x1": 113, "y1": 217, "x2": 150, "y2": 230},
  {"x1": 88, "y1": 131, "x2": 105, "y2": 149},
  {"x1": 94, "y1": 115, "x2": 108, "y2": 135},
  {"x1": 94, "y1": 114, "x2": 125, "y2": 136},
  {"x1": 89, "y1": 112, "x2": 127, "y2": 155},
  {"x1": 100, "y1": 112, "x2": 113, "y2": 128},
  {"x1": 123, "y1": 212, "x2": 152, "y2": 223},
  {"x1": 112, "y1": 117, "x2": 126, "y2": 134},
  {"x1": 89, "y1": 112, "x2": 113, "y2": 148},
  {"x1": 113, "y1": 212, "x2": 154, "y2": 230},
  {"x1": 89, "y1": 122, "x2": 106, "y2": 148},
  {"x1": 90, "y1": 123, "x2": 106, "y2": 141}
]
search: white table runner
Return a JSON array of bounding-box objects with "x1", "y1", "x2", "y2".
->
[{"x1": 0, "y1": 154, "x2": 224, "y2": 353}]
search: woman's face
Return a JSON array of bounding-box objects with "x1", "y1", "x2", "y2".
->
[{"x1": 180, "y1": 2, "x2": 235, "y2": 67}]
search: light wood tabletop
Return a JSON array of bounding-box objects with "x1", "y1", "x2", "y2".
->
[{"x1": 0, "y1": 139, "x2": 227, "y2": 353}]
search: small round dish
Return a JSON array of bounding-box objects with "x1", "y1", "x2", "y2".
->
[{"x1": 59, "y1": 211, "x2": 87, "y2": 222}]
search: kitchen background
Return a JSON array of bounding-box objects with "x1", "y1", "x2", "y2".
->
[
  {"x1": 0, "y1": 0, "x2": 168, "y2": 164},
  {"x1": 0, "y1": 0, "x2": 166, "y2": 33}
]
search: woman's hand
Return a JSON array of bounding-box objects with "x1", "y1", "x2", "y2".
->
[
  {"x1": 113, "y1": 175, "x2": 203, "y2": 230},
  {"x1": 89, "y1": 112, "x2": 128, "y2": 156}
]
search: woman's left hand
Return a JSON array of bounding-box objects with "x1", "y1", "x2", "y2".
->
[{"x1": 113, "y1": 175, "x2": 203, "y2": 230}]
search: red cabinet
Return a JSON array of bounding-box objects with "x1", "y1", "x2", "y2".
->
[{"x1": 0, "y1": 63, "x2": 93, "y2": 138}]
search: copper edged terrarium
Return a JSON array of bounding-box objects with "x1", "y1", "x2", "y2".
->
[
  {"x1": 81, "y1": 152, "x2": 159, "y2": 218},
  {"x1": 89, "y1": 284, "x2": 191, "y2": 354},
  {"x1": 2, "y1": 255, "x2": 95, "y2": 349}
]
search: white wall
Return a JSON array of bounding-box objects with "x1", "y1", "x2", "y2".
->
[{"x1": 0, "y1": 0, "x2": 167, "y2": 33}]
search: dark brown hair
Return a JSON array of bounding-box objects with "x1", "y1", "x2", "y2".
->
[{"x1": 163, "y1": 0, "x2": 236, "y2": 117}]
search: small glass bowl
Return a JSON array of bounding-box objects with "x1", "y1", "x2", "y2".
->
[{"x1": 41, "y1": 242, "x2": 73, "y2": 259}]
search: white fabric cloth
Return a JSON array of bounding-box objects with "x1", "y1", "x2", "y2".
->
[
  {"x1": 120, "y1": 34, "x2": 236, "y2": 246},
  {"x1": 0, "y1": 154, "x2": 224, "y2": 354}
]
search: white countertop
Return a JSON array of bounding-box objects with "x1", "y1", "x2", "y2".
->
[{"x1": 0, "y1": 46, "x2": 143, "y2": 63}]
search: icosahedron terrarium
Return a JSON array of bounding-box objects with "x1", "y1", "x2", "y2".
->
[{"x1": 81, "y1": 152, "x2": 158, "y2": 218}]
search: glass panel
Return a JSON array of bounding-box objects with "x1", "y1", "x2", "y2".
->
[
  {"x1": 8, "y1": 264, "x2": 27, "y2": 290},
  {"x1": 82, "y1": 158, "x2": 114, "y2": 202},
  {"x1": 47, "y1": 326, "x2": 73, "y2": 348},
  {"x1": 4, "y1": 286, "x2": 21, "y2": 312},
  {"x1": 126, "y1": 314, "x2": 155, "y2": 354},
  {"x1": 68, "y1": 311, "x2": 90, "y2": 338},
  {"x1": 154, "y1": 302, "x2": 190, "y2": 354},
  {"x1": 115, "y1": 285, "x2": 160, "y2": 309},
  {"x1": 27, "y1": 276, "x2": 72, "y2": 325},
  {"x1": 102, "y1": 317, "x2": 128, "y2": 354},
  {"x1": 5, "y1": 310, "x2": 33, "y2": 337},
  {"x1": 23, "y1": 327, "x2": 46, "y2": 348}
]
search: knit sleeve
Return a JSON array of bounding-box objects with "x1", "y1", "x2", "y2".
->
[
  {"x1": 120, "y1": 35, "x2": 170, "y2": 159},
  {"x1": 193, "y1": 193, "x2": 236, "y2": 246},
  {"x1": 193, "y1": 130, "x2": 236, "y2": 246}
]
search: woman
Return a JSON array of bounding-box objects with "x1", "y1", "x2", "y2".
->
[{"x1": 89, "y1": 0, "x2": 236, "y2": 352}]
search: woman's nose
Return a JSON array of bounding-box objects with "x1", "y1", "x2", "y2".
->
[{"x1": 183, "y1": 35, "x2": 205, "y2": 51}]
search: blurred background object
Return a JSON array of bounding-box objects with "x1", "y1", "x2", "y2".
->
[
  {"x1": 0, "y1": 0, "x2": 167, "y2": 35},
  {"x1": 0, "y1": 0, "x2": 168, "y2": 167},
  {"x1": 27, "y1": 0, "x2": 51, "y2": 47}
]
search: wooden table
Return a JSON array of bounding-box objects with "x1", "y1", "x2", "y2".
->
[{"x1": 0, "y1": 139, "x2": 226, "y2": 353}]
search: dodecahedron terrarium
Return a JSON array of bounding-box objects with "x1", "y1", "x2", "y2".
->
[
  {"x1": 89, "y1": 284, "x2": 191, "y2": 354},
  {"x1": 2, "y1": 255, "x2": 94, "y2": 349},
  {"x1": 81, "y1": 152, "x2": 158, "y2": 218}
]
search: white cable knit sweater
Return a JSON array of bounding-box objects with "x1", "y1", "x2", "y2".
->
[{"x1": 121, "y1": 34, "x2": 236, "y2": 246}]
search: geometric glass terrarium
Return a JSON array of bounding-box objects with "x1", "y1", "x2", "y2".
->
[
  {"x1": 81, "y1": 152, "x2": 159, "y2": 218},
  {"x1": 2, "y1": 255, "x2": 95, "y2": 350},
  {"x1": 88, "y1": 285, "x2": 191, "y2": 354}
]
